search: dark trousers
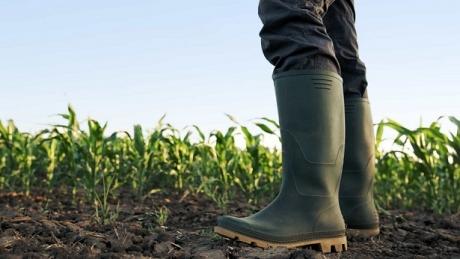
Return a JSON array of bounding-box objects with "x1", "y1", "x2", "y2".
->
[{"x1": 259, "y1": 0, "x2": 368, "y2": 97}]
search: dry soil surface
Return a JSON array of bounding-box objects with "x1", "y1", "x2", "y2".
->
[{"x1": 0, "y1": 191, "x2": 459, "y2": 258}]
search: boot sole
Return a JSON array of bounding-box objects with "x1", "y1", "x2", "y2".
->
[
  {"x1": 214, "y1": 226, "x2": 347, "y2": 253},
  {"x1": 347, "y1": 227, "x2": 380, "y2": 239}
]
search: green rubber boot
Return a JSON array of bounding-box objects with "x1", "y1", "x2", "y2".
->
[
  {"x1": 215, "y1": 71, "x2": 347, "y2": 253},
  {"x1": 340, "y1": 97, "x2": 380, "y2": 238}
]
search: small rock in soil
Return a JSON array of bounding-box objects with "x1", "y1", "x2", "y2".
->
[
  {"x1": 142, "y1": 234, "x2": 158, "y2": 250},
  {"x1": 157, "y1": 231, "x2": 175, "y2": 242},
  {"x1": 396, "y1": 228, "x2": 408, "y2": 237},
  {"x1": 240, "y1": 247, "x2": 291, "y2": 259},
  {"x1": 0, "y1": 235, "x2": 19, "y2": 250},
  {"x1": 193, "y1": 249, "x2": 226, "y2": 259},
  {"x1": 291, "y1": 249, "x2": 328, "y2": 259},
  {"x1": 132, "y1": 235, "x2": 144, "y2": 244},
  {"x1": 47, "y1": 246, "x2": 71, "y2": 258},
  {"x1": 154, "y1": 241, "x2": 172, "y2": 255},
  {"x1": 126, "y1": 244, "x2": 143, "y2": 252},
  {"x1": 108, "y1": 238, "x2": 126, "y2": 252}
]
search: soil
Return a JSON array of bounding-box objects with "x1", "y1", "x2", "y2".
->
[{"x1": 0, "y1": 190, "x2": 459, "y2": 259}]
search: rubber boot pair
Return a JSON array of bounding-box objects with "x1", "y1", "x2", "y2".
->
[{"x1": 214, "y1": 71, "x2": 379, "y2": 253}]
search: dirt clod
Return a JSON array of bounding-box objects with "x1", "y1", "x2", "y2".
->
[{"x1": 193, "y1": 249, "x2": 226, "y2": 259}]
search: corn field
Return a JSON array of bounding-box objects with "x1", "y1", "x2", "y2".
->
[{"x1": 0, "y1": 106, "x2": 459, "y2": 223}]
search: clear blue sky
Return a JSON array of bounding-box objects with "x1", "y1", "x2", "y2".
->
[{"x1": 1, "y1": 1, "x2": 459, "y2": 134}]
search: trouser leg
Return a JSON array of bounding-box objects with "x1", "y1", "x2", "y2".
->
[
  {"x1": 324, "y1": 0, "x2": 380, "y2": 238},
  {"x1": 258, "y1": 0, "x2": 340, "y2": 75},
  {"x1": 323, "y1": 0, "x2": 368, "y2": 97}
]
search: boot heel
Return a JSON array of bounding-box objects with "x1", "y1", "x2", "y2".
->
[{"x1": 318, "y1": 236, "x2": 348, "y2": 253}]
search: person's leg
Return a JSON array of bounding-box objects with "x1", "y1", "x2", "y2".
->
[
  {"x1": 323, "y1": 0, "x2": 367, "y2": 97},
  {"x1": 215, "y1": 0, "x2": 348, "y2": 252},
  {"x1": 258, "y1": 0, "x2": 340, "y2": 75},
  {"x1": 324, "y1": 0, "x2": 380, "y2": 237}
]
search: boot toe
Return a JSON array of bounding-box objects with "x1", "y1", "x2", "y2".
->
[
  {"x1": 216, "y1": 215, "x2": 300, "y2": 243},
  {"x1": 216, "y1": 215, "x2": 270, "y2": 240},
  {"x1": 217, "y1": 215, "x2": 250, "y2": 233}
]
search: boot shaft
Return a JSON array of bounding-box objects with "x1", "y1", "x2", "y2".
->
[
  {"x1": 274, "y1": 70, "x2": 345, "y2": 197},
  {"x1": 339, "y1": 97, "x2": 379, "y2": 231},
  {"x1": 340, "y1": 98, "x2": 376, "y2": 197}
]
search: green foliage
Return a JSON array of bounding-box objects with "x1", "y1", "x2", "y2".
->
[
  {"x1": 0, "y1": 106, "x2": 459, "y2": 217},
  {"x1": 155, "y1": 206, "x2": 170, "y2": 227},
  {"x1": 375, "y1": 117, "x2": 460, "y2": 214}
]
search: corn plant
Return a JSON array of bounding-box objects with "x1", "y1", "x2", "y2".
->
[
  {"x1": 0, "y1": 120, "x2": 17, "y2": 190},
  {"x1": 154, "y1": 206, "x2": 170, "y2": 227},
  {"x1": 375, "y1": 117, "x2": 460, "y2": 213},
  {"x1": 0, "y1": 120, "x2": 47, "y2": 195}
]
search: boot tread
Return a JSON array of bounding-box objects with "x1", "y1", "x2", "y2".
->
[{"x1": 214, "y1": 226, "x2": 347, "y2": 253}]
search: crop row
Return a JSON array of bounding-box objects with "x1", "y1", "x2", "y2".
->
[{"x1": 1, "y1": 106, "x2": 458, "y2": 222}]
